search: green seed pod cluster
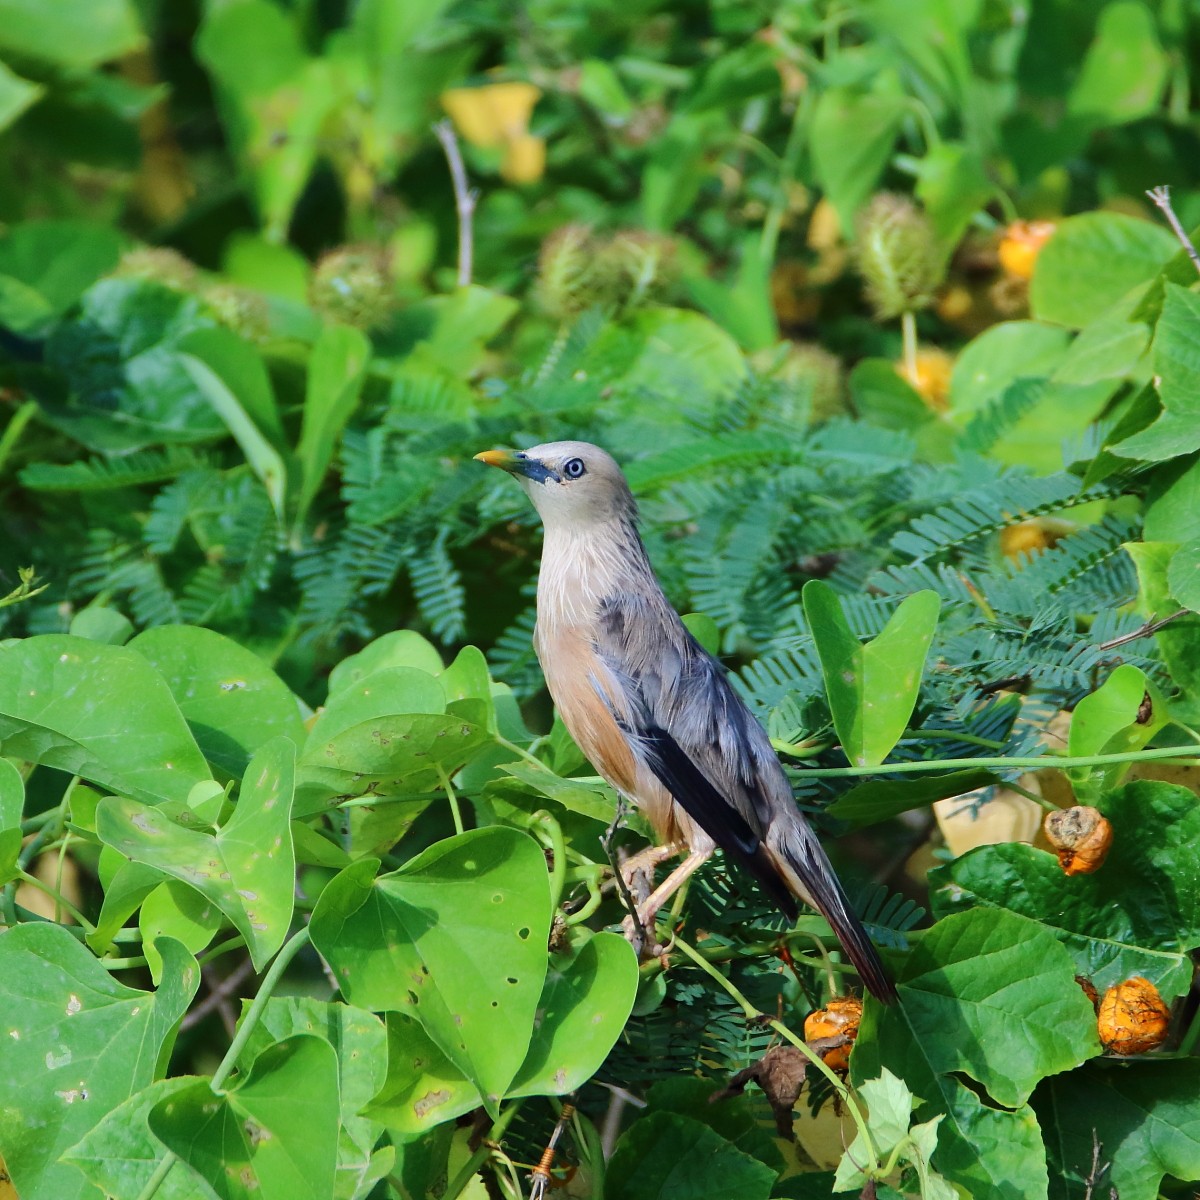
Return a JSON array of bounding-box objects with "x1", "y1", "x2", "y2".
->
[
  {"x1": 779, "y1": 341, "x2": 845, "y2": 422},
  {"x1": 535, "y1": 224, "x2": 596, "y2": 320},
  {"x1": 592, "y1": 230, "x2": 679, "y2": 312},
  {"x1": 536, "y1": 225, "x2": 678, "y2": 320},
  {"x1": 854, "y1": 193, "x2": 941, "y2": 320},
  {"x1": 200, "y1": 283, "x2": 271, "y2": 342},
  {"x1": 309, "y1": 244, "x2": 395, "y2": 329},
  {"x1": 112, "y1": 246, "x2": 199, "y2": 291}
]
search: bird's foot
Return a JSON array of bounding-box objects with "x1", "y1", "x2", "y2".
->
[{"x1": 621, "y1": 909, "x2": 669, "y2": 960}]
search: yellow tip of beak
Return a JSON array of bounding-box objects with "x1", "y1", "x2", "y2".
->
[{"x1": 474, "y1": 449, "x2": 516, "y2": 469}]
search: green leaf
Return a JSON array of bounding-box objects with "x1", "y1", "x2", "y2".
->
[
  {"x1": 493, "y1": 761, "x2": 621, "y2": 825},
  {"x1": 326, "y1": 631, "x2": 444, "y2": 696},
  {"x1": 1030, "y1": 213, "x2": 1177, "y2": 329},
  {"x1": 177, "y1": 325, "x2": 285, "y2": 445},
  {"x1": 0, "y1": 220, "x2": 123, "y2": 335},
  {"x1": 97, "y1": 737, "x2": 297, "y2": 969},
  {"x1": 930, "y1": 780, "x2": 1200, "y2": 999},
  {"x1": 309, "y1": 827, "x2": 552, "y2": 1112},
  {"x1": 1066, "y1": 1, "x2": 1168, "y2": 126},
  {"x1": 827, "y1": 768, "x2": 999, "y2": 827},
  {"x1": 0, "y1": 756, "x2": 23, "y2": 885},
  {"x1": 0, "y1": 635, "x2": 211, "y2": 805},
  {"x1": 0, "y1": 927, "x2": 198, "y2": 1200},
  {"x1": 1115, "y1": 284, "x2": 1200, "y2": 461},
  {"x1": 233, "y1": 997, "x2": 387, "y2": 1119},
  {"x1": 509, "y1": 932, "x2": 639, "y2": 1097},
  {"x1": 1067, "y1": 664, "x2": 1169, "y2": 801},
  {"x1": 63, "y1": 1078, "x2": 220, "y2": 1200},
  {"x1": 914, "y1": 142, "x2": 994, "y2": 255},
  {"x1": 89, "y1": 856, "x2": 165, "y2": 954},
  {"x1": 810, "y1": 86, "x2": 906, "y2": 234},
  {"x1": 1052, "y1": 314, "x2": 1151, "y2": 386},
  {"x1": 1035, "y1": 1060, "x2": 1200, "y2": 1200},
  {"x1": 834, "y1": 1068, "x2": 916, "y2": 1191},
  {"x1": 605, "y1": 1110, "x2": 776, "y2": 1200},
  {"x1": 0, "y1": 0, "x2": 143, "y2": 69},
  {"x1": 1167, "y1": 537, "x2": 1200, "y2": 612},
  {"x1": 69, "y1": 605, "x2": 134, "y2": 646},
  {"x1": 130, "y1": 625, "x2": 307, "y2": 779},
  {"x1": 149, "y1": 1035, "x2": 340, "y2": 1200},
  {"x1": 948, "y1": 321, "x2": 1069, "y2": 414},
  {"x1": 852, "y1": 909, "x2": 1100, "y2": 1199},
  {"x1": 0, "y1": 60, "x2": 41, "y2": 132},
  {"x1": 295, "y1": 324, "x2": 370, "y2": 526},
  {"x1": 803, "y1": 582, "x2": 940, "y2": 767},
  {"x1": 367, "y1": 1012, "x2": 482, "y2": 1136},
  {"x1": 297, "y1": 666, "x2": 489, "y2": 816},
  {"x1": 177, "y1": 351, "x2": 287, "y2": 520},
  {"x1": 139, "y1": 880, "x2": 223, "y2": 982}
]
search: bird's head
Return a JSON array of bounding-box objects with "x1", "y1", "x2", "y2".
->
[{"x1": 474, "y1": 440, "x2": 637, "y2": 528}]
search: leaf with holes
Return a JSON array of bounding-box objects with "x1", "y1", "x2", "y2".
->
[
  {"x1": 149, "y1": 1035, "x2": 340, "y2": 1200},
  {"x1": 803, "y1": 582, "x2": 940, "y2": 767},
  {"x1": 63, "y1": 1078, "x2": 219, "y2": 1200},
  {"x1": 0, "y1": 635, "x2": 211, "y2": 805},
  {"x1": 509, "y1": 931, "x2": 638, "y2": 1097},
  {"x1": 309, "y1": 827, "x2": 552, "y2": 1114},
  {"x1": 851, "y1": 908, "x2": 1100, "y2": 1199},
  {"x1": 96, "y1": 737, "x2": 296, "y2": 969},
  {"x1": 0, "y1": 927, "x2": 198, "y2": 1200},
  {"x1": 930, "y1": 781, "x2": 1200, "y2": 999}
]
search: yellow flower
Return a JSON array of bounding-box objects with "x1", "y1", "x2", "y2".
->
[
  {"x1": 897, "y1": 347, "x2": 954, "y2": 411},
  {"x1": 501, "y1": 132, "x2": 546, "y2": 184},
  {"x1": 442, "y1": 81, "x2": 540, "y2": 145},
  {"x1": 997, "y1": 219, "x2": 1057, "y2": 281}
]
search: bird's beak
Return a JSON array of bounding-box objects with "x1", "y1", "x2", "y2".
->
[
  {"x1": 474, "y1": 449, "x2": 520, "y2": 471},
  {"x1": 474, "y1": 449, "x2": 560, "y2": 484}
]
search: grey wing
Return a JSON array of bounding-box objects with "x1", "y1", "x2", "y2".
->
[{"x1": 593, "y1": 592, "x2": 800, "y2": 914}]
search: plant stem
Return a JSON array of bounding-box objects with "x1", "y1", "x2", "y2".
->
[
  {"x1": 792, "y1": 744, "x2": 1200, "y2": 780},
  {"x1": 0, "y1": 399, "x2": 37, "y2": 477},
  {"x1": 529, "y1": 810, "x2": 567, "y2": 911},
  {"x1": 136, "y1": 927, "x2": 311, "y2": 1200},
  {"x1": 438, "y1": 765, "x2": 464, "y2": 836},
  {"x1": 671, "y1": 935, "x2": 879, "y2": 1172},
  {"x1": 443, "y1": 1101, "x2": 525, "y2": 1199},
  {"x1": 16, "y1": 871, "x2": 95, "y2": 933},
  {"x1": 901, "y1": 310, "x2": 918, "y2": 381},
  {"x1": 434, "y1": 119, "x2": 478, "y2": 288}
]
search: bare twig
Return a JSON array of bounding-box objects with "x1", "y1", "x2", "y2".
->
[
  {"x1": 1096, "y1": 608, "x2": 1189, "y2": 652},
  {"x1": 434, "y1": 120, "x2": 478, "y2": 288},
  {"x1": 1147, "y1": 186, "x2": 1200, "y2": 278},
  {"x1": 180, "y1": 955, "x2": 256, "y2": 1032}
]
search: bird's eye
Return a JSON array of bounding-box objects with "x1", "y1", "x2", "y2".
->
[{"x1": 562, "y1": 457, "x2": 586, "y2": 479}]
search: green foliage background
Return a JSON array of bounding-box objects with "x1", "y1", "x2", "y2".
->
[{"x1": 2, "y1": 1, "x2": 1200, "y2": 1198}]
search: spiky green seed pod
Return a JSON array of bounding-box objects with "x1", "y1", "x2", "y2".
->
[
  {"x1": 854, "y1": 194, "x2": 941, "y2": 320},
  {"x1": 112, "y1": 246, "x2": 198, "y2": 291},
  {"x1": 309, "y1": 245, "x2": 395, "y2": 329},
  {"x1": 592, "y1": 230, "x2": 679, "y2": 312},
  {"x1": 200, "y1": 283, "x2": 270, "y2": 342},
  {"x1": 535, "y1": 224, "x2": 597, "y2": 320},
  {"x1": 781, "y1": 341, "x2": 845, "y2": 422}
]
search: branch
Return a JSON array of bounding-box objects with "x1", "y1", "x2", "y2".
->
[
  {"x1": 434, "y1": 119, "x2": 478, "y2": 288},
  {"x1": 1095, "y1": 608, "x2": 1189, "y2": 651},
  {"x1": 1146, "y1": 186, "x2": 1200, "y2": 278}
]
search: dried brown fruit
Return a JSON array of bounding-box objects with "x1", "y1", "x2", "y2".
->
[
  {"x1": 803, "y1": 996, "x2": 863, "y2": 1073},
  {"x1": 1097, "y1": 976, "x2": 1170, "y2": 1055},
  {"x1": 710, "y1": 1044, "x2": 810, "y2": 1137},
  {"x1": 1043, "y1": 805, "x2": 1112, "y2": 875},
  {"x1": 1075, "y1": 975, "x2": 1100, "y2": 1011}
]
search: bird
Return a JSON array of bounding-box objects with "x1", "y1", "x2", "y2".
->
[{"x1": 475, "y1": 440, "x2": 896, "y2": 1003}]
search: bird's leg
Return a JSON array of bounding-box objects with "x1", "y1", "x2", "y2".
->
[
  {"x1": 618, "y1": 843, "x2": 675, "y2": 896},
  {"x1": 621, "y1": 848, "x2": 711, "y2": 954}
]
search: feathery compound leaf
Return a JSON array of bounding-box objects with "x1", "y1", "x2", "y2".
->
[{"x1": 19, "y1": 446, "x2": 212, "y2": 491}]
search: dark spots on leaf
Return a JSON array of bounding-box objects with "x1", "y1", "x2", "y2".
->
[
  {"x1": 492, "y1": 894, "x2": 503, "y2": 904},
  {"x1": 407, "y1": 990, "x2": 419, "y2": 1006},
  {"x1": 506, "y1": 976, "x2": 518, "y2": 985},
  {"x1": 517, "y1": 927, "x2": 530, "y2": 940},
  {"x1": 1137, "y1": 691, "x2": 1153, "y2": 723},
  {"x1": 491, "y1": 1001, "x2": 499, "y2": 1008}
]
